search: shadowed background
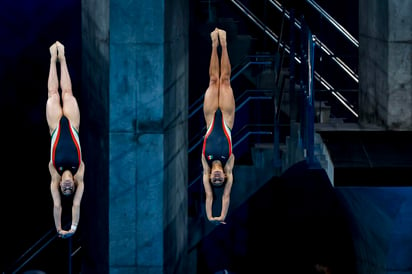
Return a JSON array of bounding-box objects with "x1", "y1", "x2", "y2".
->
[{"x1": 0, "y1": 1, "x2": 81, "y2": 271}]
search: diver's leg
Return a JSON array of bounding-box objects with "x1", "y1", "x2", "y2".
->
[
  {"x1": 46, "y1": 42, "x2": 62, "y2": 134},
  {"x1": 57, "y1": 41, "x2": 80, "y2": 129},
  {"x1": 203, "y1": 28, "x2": 220, "y2": 128},
  {"x1": 217, "y1": 29, "x2": 235, "y2": 129}
]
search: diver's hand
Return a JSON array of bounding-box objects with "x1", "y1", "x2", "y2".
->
[
  {"x1": 209, "y1": 216, "x2": 226, "y2": 225},
  {"x1": 58, "y1": 229, "x2": 75, "y2": 239}
]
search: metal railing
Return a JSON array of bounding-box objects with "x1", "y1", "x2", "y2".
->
[
  {"x1": 4, "y1": 220, "x2": 80, "y2": 274},
  {"x1": 306, "y1": 0, "x2": 358, "y2": 47},
  {"x1": 228, "y1": 0, "x2": 359, "y2": 118}
]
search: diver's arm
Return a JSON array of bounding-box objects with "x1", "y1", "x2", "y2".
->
[
  {"x1": 201, "y1": 154, "x2": 214, "y2": 221},
  {"x1": 71, "y1": 161, "x2": 85, "y2": 229},
  {"x1": 218, "y1": 154, "x2": 235, "y2": 222},
  {"x1": 60, "y1": 161, "x2": 85, "y2": 239},
  {"x1": 49, "y1": 162, "x2": 63, "y2": 234},
  {"x1": 219, "y1": 174, "x2": 232, "y2": 222}
]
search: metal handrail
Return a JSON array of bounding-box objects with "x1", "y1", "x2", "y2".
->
[
  {"x1": 228, "y1": 0, "x2": 291, "y2": 56},
  {"x1": 228, "y1": 0, "x2": 358, "y2": 117},
  {"x1": 233, "y1": 130, "x2": 273, "y2": 150},
  {"x1": 313, "y1": 71, "x2": 359, "y2": 118},
  {"x1": 5, "y1": 220, "x2": 80, "y2": 274},
  {"x1": 11, "y1": 234, "x2": 59, "y2": 274},
  {"x1": 268, "y1": 0, "x2": 359, "y2": 84},
  {"x1": 306, "y1": 0, "x2": 359, "y2": 47},
  {"x1": 312, "y1": 37, "x2": 358, "y2": 83},
  {"x1": 231, "y1": 60, "x2": 273, "y2": 81}
]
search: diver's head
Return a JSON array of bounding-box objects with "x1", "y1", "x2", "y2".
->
[
  {"x1": 210, "y1": 161, "x2": 225, "y2": 186},
  {"x1": 60, "y1": 171, "x2": 75, "y2": 196}
]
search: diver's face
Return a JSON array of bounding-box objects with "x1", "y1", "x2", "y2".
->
[
  {"x1": 60, "y1": 179, "x2": 74, "y2": 196},
  {"x1": 210, "y1": 169, "x2": 225, "y2": 186}
]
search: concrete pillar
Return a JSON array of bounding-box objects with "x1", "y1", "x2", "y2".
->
[
  {"x1": 81, "y1": 0, "x2": 188, "y2": 273},
  {"x1": 359, "y1": 0, "x2": 412, "y2": 129}
]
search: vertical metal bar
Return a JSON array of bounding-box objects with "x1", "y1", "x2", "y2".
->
[
  {"x1": 289, "y1": 9, "x2": 296, "y2": 122},
  {"x1": 300, "y1": 16, "x2": 307, "y2": 147},
  {"x1": 273, "y1": 7, "x2": 287, "y2": 168},
  {"x1": 273, "y1": 75, "x2": 280, "y2": 167},
  {"x1": 306, "y1": 33, "x2": 316, "y2": 167}
]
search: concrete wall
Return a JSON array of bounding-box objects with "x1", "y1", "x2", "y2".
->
[
  {"x1": 163, "y1": 0, "x2": 189, "y2": 273},
  {"x1": 81, "y1": 0, "x2": 188, "y2": 273},
  {"x1": 359, "y1": 0, "x2": 412, "y2": 129},
  {"x1": 81, "y1": 0, "x2": 110, "y2": 273}
]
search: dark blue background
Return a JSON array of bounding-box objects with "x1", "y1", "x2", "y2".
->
[{"x1": 0, "y1": 1, "x2": 81, "y2": 271}]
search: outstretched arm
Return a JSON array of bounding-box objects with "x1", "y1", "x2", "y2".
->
[
  {"x1": 201, "y1": 155, "x2": 214, "y2": 221},
  {"x1": 217, "y1": 154, "x2": 235, "y2": 223},
  {"x1": 59, "y1": 182, "x2": 83, "y2": 239},
  {"x1": 72, "y1": 162, "x2": 85, "y2": 230},
  {"x1": 70, "y1": 181, "x2": 83, "y2": 229},
  {"x1": 49, "y1": 162, "x2": 63, "y2": 234},
  {"x1": 61, "y1": 162, "x2": 85, "y2": 239}
]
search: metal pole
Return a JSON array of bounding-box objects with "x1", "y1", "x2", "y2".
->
[{"x1": 307, "y1": 33, "x2": 316, "y2": 167}]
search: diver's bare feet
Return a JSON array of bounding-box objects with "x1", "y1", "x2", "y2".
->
[
  {"x1": 217, "y1": 29, "x2": 227, "y2": 47},
  {"x1": 56, "y1": 41, "x2": 65, "y2": 61},
  {"x1": 49, "y1": 43, "x2": 57, "y2": 62},
  {"x1": 210, "y1": 28, "x2": 219, "y2": 47}
]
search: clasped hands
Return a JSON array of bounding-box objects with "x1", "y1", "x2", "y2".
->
[
  {"x1": 208, "y1": 216, "x2": 226, "y2": 225},
  {"x1": 58, "y1": 224, "x2": 77, "y2": 239}
]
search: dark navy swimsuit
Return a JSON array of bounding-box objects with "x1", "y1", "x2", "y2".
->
[
  {"x1": 50, "y1": 116, "x2": 82, "y2": 176},
  {"x1": 202, "y1": 108, "x2": 232, "y2": 168}
]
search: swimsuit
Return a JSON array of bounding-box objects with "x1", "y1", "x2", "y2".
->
[
  {"x1": 202, "y1": 108, "x2": 232, "y2": 168},
  {"x1": 50, "y1": 116, "x2": 82, "y2": 176}
]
